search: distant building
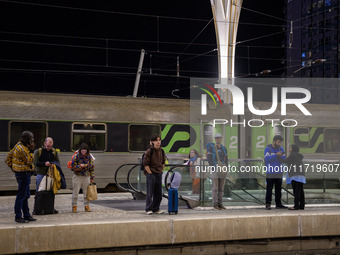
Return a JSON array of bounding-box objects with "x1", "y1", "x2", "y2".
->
[{"x1": 285, "y1": 0, "x2": 340, "y2": 103}]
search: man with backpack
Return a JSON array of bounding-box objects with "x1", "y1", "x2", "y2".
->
[
  {"x1": 34, "y1": 137, "x2": 60, "y2": 192},
  {"x1": 143, "y1": 135, "x2": 166, "y2": 215},
  {"x1": 264, "y1": 135, "x2": 287, "y2": 210},
  {"x1": 33, "y1": 137, "x2": 60, "y2": 214},
  {"x1": 207, "y1": 133, "x2": 230, "y2": 210}
]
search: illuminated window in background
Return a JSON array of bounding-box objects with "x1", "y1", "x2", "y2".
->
[
  {"x1": 302, "y1": 52, "x2": 306, "y2": 58},
  {"x1": 72, "y1": 123, "x2": 106, "y2": 151},
  {"x1": 324, "y1": 129, "x2": 340, "y2": 153},
  {"x1": 325, "y1": 0, "x2": 331, "y2": 7},
  {"x1": 128, "y1": 124, "x2": 161, "y2": 151},
  {"x1": 9, "y1": 121, "x2": 47, "y2": 150}
]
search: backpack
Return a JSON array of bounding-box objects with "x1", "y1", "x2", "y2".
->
[
  {"x1": 169, "y1": 172, "x2": 182, "y2": 189},
  {"x1": 38, "y1": 147, "x2": 57, "y2": 159},
  {"x1": 140, "y1": 148, "x2": 165, "y2": 172},
  {"x1": 67, "y1": 150, "x2": 79, "y2": 169}
]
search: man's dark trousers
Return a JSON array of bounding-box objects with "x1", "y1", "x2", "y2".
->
[
  {"x1": 146, "y1": 172, "x2": 162, "y2": 212},
  {"x1": 15, "y1": 172, "x2": 31, "y2": 219},
  {"x1": 265, "y1": 177, "x2": 282, "y2": 206}
]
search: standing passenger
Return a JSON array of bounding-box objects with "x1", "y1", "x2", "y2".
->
[
  {"x1": 34, "y1": 137, "x2": 60, "y2": 191},
  {"x1": 186, "y1": 149, "x2": 203, "y2": 194},
  {"x1": 207, "y1": 133, "x2": 229, "y2": 210},
  {"x1": 70, "y1": 143, "x2": 95, "y2": 213},
  {"x1": 284, "y1": 144, "x2": 305, "y2": 210},
  {"x1": 264, "y1": 135, "x2": 287, "y2": 210},
  {"x1": 6, "y1": 131, "x2": 36, "y2": 223},
  {"x1": 143, "y1": 135, "x2": 166, "y2": 215}
]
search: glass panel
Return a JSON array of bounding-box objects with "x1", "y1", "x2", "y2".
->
[
  {"x1": 324, "y1": 129, "x2": 340, "y2": 152},
  {"x1": 72, "y1": 133, "x2": 105, "y2": 151},
  {"x1": 129, "y1": 125, "x2": 160, "y2": 151},
  {"x1": 73, "y1": 123, "x2": 105, "y2": 130},
  {"x1": 10, "y1": 122, "x2": 47, "y2": 150}
]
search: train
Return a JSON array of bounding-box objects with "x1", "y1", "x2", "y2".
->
[{"x1": 1, "y1": 90, "x2": 339, "y2": 192}]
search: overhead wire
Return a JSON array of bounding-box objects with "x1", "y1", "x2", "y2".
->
[
  {"x1": 0, "y1": 0, "x2": 210, "y2": 22},
  {"x1": 3, "y1": 0, "x2": 334, "y2": 91}
]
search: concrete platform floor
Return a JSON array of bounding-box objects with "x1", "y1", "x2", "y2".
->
[{"x1": 1, "y1": 193, "x2": 340, "y2": 254}]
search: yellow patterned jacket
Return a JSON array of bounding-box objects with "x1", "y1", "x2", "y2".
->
[{"x1": 6, "y1": 141, "x2": 34, "y2": 172}]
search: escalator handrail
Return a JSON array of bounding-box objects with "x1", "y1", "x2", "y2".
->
[
  {"x1": 114, "y1": 163, "x2": 140, "y2": 192},
  {"x1": 127, "y1": 164, "x2": 147, "y2": 195},
  {"x1": 225, "y1": 179, "x2": 265, "y2": 205}
]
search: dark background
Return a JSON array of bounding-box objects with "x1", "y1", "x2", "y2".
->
[{"x1": 0, "y1": 0, "x2": 285, "y2": 98}]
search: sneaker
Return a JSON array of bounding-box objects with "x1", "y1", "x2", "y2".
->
[
  {"x1": 276, "y1": 204, "x2": 288, "y2": 209},
  {"x1": 146, "y1": 211, "x2": 153, "y2": 215},
  {"x1": 265, "y1": 204, "x2": 271, "y2": 210},
  {"x1": 52, "y1": 209, "x2": 59, "y2": 214},
  {"x1": 214, "y1": 205, "x2": 222, "y2": 210},
  {"x1": 72, "y1": 206, "x2": 77, "y2": 213},
  {"x1": 24, "y1": 216, "x2": 37, "y2": 221},
  {"x1": 85, "y1": 206, "x2": 91, "y2": 212},
  {"x1": 15, "y1": 218, "x2": 29, "y2": 223},
  {"x1": 219, "y1": 205, "x2": 227, "y2": 210},
  {"x1": 154, "y1": 210, "x2": 164, "y2": 214}
]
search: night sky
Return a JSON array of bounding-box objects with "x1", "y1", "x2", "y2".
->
[{"x1": 0, "y1": 0, "x2": 285, "y2": 98}]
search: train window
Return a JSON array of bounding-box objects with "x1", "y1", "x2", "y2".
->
[
  {"x1": 293, "y1": 127, "x2": 310, "y2": 148},
  {"x1": 9, "y1": 121, "x2": 47, "y2": 150},
  {"x1": 72, "y1": 123, "x2": 106, "y2": 151},
  {"x1": 324, "y1": 129, "x2": 340, "y2": 153},
  {"x1": 129, "y1": 124, "x2": 161, "y2": 151}
]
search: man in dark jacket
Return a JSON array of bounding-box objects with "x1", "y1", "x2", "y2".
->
[
  {"x1": 34, "y1": 137, "x2": 60, "y2": 191},
  {"x1": 284, "y1": 144, "x2": 305, "y2": 210},
  {"x1": 33, "y1": 137, "x2": 60, "y2": 214},
  {"x1": 143, "y1": 135, "x2": 166, "y2": 215}
]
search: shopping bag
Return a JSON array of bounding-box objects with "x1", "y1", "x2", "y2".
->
[{"x1": 86, "y1": 183, "x2": 97, "y2": 201}]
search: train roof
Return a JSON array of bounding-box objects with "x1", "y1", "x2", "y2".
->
[
  {"x1": 0, "y1": 91, "x2": 191, "y2": 124},
  {"x1": 1, "y1": 91, "x2": 339, "y2": 127}
]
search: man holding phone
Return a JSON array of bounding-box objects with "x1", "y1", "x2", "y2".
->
[
  {"x1": 264, "y1": 135, "x2": 287, "y2": 210},
  {"x1": 6, "y1": 131, "x2": 36, "y2": 223}
]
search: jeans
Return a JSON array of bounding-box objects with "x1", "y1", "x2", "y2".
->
[
  {"x1": 72, "y1": 175, "x2": 90, "y2": 207},
  {"x1": 265, "y1": 178, "x2": 283, "y2": 205},
  {"x1": 145, "y1": 173, "x2": 162, "y2": 212},
  {"x1": 212, "y1": 177, "x2": 226, "y2": 206},
  {"x1": 36, "y1": 174, "x2": 45, "y2": 192},
  {"x1": 14, "y1": 172, "x2": 32, "y2": 219}
]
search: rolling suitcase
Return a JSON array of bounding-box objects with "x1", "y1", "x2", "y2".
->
[
  {"x1": 33, "y1": 170, "x2": 55, "y2": 215},
  {"x1": 33, "y1": 190, "x2": 55, "y2": 215},
  {"x1": 168, "y1": 188, "x2": 178, "y2": 214},
  {"x1": 168, "y1": 172, "x2": 181, "y2": 215}
]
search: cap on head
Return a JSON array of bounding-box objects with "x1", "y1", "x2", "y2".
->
[{"x1": 214, "y1": 133, "x2": 222, "y2": 138}]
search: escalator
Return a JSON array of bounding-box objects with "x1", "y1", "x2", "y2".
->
[{"x1": 114, "y1": 162, "x2": 272, "y2": 208}]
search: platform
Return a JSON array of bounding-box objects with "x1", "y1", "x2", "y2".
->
[{"x1": 1, "y1": 193, "x2": 340, "y2": 254}]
